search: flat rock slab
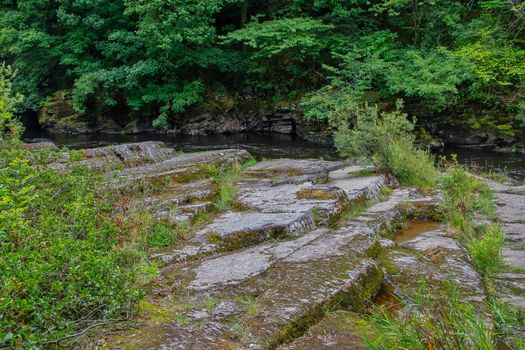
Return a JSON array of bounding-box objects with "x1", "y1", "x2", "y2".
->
[
  {"x1": 237, "y1": 183, "x2": 349, "y2": 225},
  {"x1": 245, "y1": 159, "x2": 343, "y2": 182},
  {"x1": 193, "y1": 211, "x2": 316, "y2": 249},
  {"x1": 114, "y1": 257, "x2": 382, "y2": 350},
  {"x1": 328, "y1": 167, "x2": 384, "y2": 200},
  {"x1": 387, "y1": 226, "x2": 486, "y2": 304},
  {"x1": 188, "y1": 229, "x2": 328, "y2": 291},
  {"x1": 21, "y1": 141, "x2": 59, "y2": 152},
  {"x1": 115, "y1": 149, "x2": 252, "y2": 192},
  {"x1": 486, "y1": 180, "x2": 525, "y2": 309},
  {"x1": 60, "y1": 141, "x2": 175, "y2": 171}
]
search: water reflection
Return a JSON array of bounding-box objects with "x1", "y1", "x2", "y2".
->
[
  {"x1": 22, "y1": 131, "x2": 525, "y2": 180},
  {"x1": 22, "y1": 131, "x2": 338, "y2": 161}
]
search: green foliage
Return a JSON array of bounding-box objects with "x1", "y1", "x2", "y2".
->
[
  {"x1": 386, "y1": 48, "x2": 472, "y2": 109},
  {"x1": 328, "y1": 98, "x2": 436, "y2": 186},
  {"x1": 0, "y1": 149, "x2": 144, "y2": 347},
  {"x1": 468, "y1": 224, "x2": 505, "y2": 275},
  {"x1": 365, "y1": 283, "x2": 497, "y2": 350},
  {"x1": 222, "y1": 17, "x2": 333, "y2": 92},
  {"x1": 440, "y1": 166, "x2": 495, "y2": 231},
  {"x1": 241, "y1": 158, "x2": 257, "y2": 170},
  {"x1": 213, "y1": 163, "x2": 242, "y2": 212},
  {"x1": 490, "y1": 298, "x2": 525, "y2": 349},
  {"x1": 440, "y1": 165, "x2": 504, "y2": 276},
  {"x1": 0, "y1": 65, "x2": 23, "y2": 144},
  {"x1": 0, "y1": 0, "x2": 524, "y2": 131}
]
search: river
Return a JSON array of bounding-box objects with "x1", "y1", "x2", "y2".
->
[{"x1": 23, "y1": 130, "x2": 525, "y2": 181}]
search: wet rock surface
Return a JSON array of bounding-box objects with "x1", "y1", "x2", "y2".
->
[
  {"x1": 98, "y1": 147, "x2": 444, "y2": 349},
  {"x1": 388, "y1": 228, "x2": 487, "y2": 304},
  {"x1": 486, "y1": 181, "x2": 525, "y2": 309},
  {"x1": 52, "y1": 142, "x2": 495, "y2": 349}
]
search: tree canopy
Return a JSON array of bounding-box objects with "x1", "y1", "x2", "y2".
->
[{"x1": 0, "y1": 0, "x2": 523, "y2": 131}]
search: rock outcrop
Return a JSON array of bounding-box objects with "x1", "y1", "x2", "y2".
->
[
  {"x1": 51, "y1": 142, "x2": 452, "y2": 350},
  {"x1": 37, "y1": 91, "x2": 93, "y2": 134},
  {"x1": 36, "y1": 141, "x2": 503, "y2": 349}
]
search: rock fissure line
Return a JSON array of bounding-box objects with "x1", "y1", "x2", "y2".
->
[{"x1": 34, "y1": 141, "x2": 521, "y2": 349}]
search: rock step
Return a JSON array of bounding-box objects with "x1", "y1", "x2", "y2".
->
[
  {"x1": 108, "y1": 188, "x2": 441, "y2": 350},
  {"x1": 245, "y1": 159, "x2": 343, "y2": 181},
  {"x1": 114, "y1": 149, "x2": 252, "y2": 193},
  {"x1": 113, "y1": 230, "x2": 382, "y2": 350},
  {"x1": 277, "y1": 310, "x2": 367, "y2": 350},
  {"x1": 193, "y1": 211, "x2": 316, "y2": 250},
  {"x1": 159, "y1": 202, "x2": 215, "y2": 224},
  {"x1": 486, "y1": 180, "x2": 525, "y2": 310},
  {"x1": 142, "y1": 179, "x2": 216, "y2": 210},
  {"x1": 154, "y1": 167, "x2": 387, "y2": 264},
  {"x1": 53, "y1": 141, "x2": 175, "y2": 171},
  {"x1": 386, "y1": 226, "x2": 487, "y2": 305}
]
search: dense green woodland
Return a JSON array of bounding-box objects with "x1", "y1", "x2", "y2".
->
[
  {"x1": 0, "y1": 0, "x2": 524, "y2": 136},
  {"x1": 2, "y1": 2, "x2": 525, "y2": 347}
]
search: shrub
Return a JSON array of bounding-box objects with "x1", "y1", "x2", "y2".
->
[
  {"x1": 213, "y1": 163, "x2": 242, "y2": 212},
  {"x1": 0, "y1": 65, "x2": 24, "y2": 145},
  {"x1": 330, "y1": 98, "x2": 436, "y2": 186},
  {"x1": 0, "y1": 149, "x2": 143, "y2": 347}
]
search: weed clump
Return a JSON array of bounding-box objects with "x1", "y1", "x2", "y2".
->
[
  {"x1": 365, "y1": 283, "x2": 497, "y2": 350},
  {"x1": 213, "y1": 163, "x2": 243, "y2": 212}
]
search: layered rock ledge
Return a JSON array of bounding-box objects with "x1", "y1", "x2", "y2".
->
[{"x1": 29, "y1": 141, "x2": 510, "y2": 349}]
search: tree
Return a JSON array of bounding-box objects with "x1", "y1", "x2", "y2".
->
[{"x1": 0, "y1": 64, "x2": 23, "y2": 142}]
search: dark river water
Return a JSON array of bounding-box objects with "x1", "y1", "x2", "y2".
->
[{"x1": 23, "y1": 130, "x2": 525, "y2": 181}]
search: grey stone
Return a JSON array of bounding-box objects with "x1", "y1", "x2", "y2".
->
[
  {"x1": 193, "y1": 211, "x2": 315, "y2": 246},
  {"x1": 400, "y1": 229, "x2": 462, "y2": 252},
  {"x1": 502, "y1": 247, "x2": 525, "y2": 269},
  {"x1": 115, "y1": 148, "x2": 252, "y2": 192},
  {"x1": 21, "y1": 141, "x2": 59, "y2": 152},
  {"x1": 189, "y1": 250, "x2": 271, "y2": 290},
  {"x1": 245, "y1": 159, "x2": 342, "y2": 178},
  {"x1": 328, "y1": 167, "x2": 384, "y2": 200}
]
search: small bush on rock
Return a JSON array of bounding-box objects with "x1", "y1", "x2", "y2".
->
[{"x1": 330, "y1": 98, "x2": 436, "y2": 186}]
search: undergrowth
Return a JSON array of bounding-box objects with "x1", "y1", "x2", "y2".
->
[
  {"x1": 0, "y1": 148, "x2": 146, "y2": 348},
  {"x1": 365, "y1": 283, "x2": 497, "y2": 350},
  {"x1": 331, "y1": 99, "x2": 436, "y2": 188},
  {"x1": 364, "y1": 160, "x2": 520, "y2": 349}
]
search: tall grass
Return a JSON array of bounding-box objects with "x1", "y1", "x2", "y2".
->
[
  {"x1": 213, "y1": 162, "x2": 243, "y2": 211},
  {"x1": 439, "y1": 166, "x2": 504, "y2": 275},
  {"x1": 365, "y1": 283, "x2": 496, "y2": 350}
]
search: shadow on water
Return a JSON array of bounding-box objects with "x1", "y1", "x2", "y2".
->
[
  {"x1": 441, "y1": 145, "x2": 525, "y2": 181},
  {"x1": 394, "y1": 220, "x2": 442, "y2": 244},
  {"x1": 22, "y1": 130, "x2": 525, "y2": 180},
  {"x1": 22, "y1": 130, "x2": 339, "y2": 161}
]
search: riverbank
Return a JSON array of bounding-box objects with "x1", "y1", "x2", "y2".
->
[
  {"x1": 2, "y1": 141, "x2": 523, "y2": 349},
  {"x1": 22, "y1": 131, "x2": 525, "y2": 181}
]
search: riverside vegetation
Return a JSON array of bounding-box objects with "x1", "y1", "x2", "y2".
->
[
  {"x1": 3, "y1": 97, "x2": 525, "y2": 348},
  {"x1": 1, "y1": 14, "x2": 524, "y2": 350},
  {"x1": 0, "y1": 0, "x2": 524, "y2": 141}
]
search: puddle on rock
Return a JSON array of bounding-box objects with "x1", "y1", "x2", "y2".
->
[
  {"x1": 394, "y1": 220, "x2": 441, "y2": 244},
  {"x1": 373, "y1": 282, "x2": 403, "y2": 314}
]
